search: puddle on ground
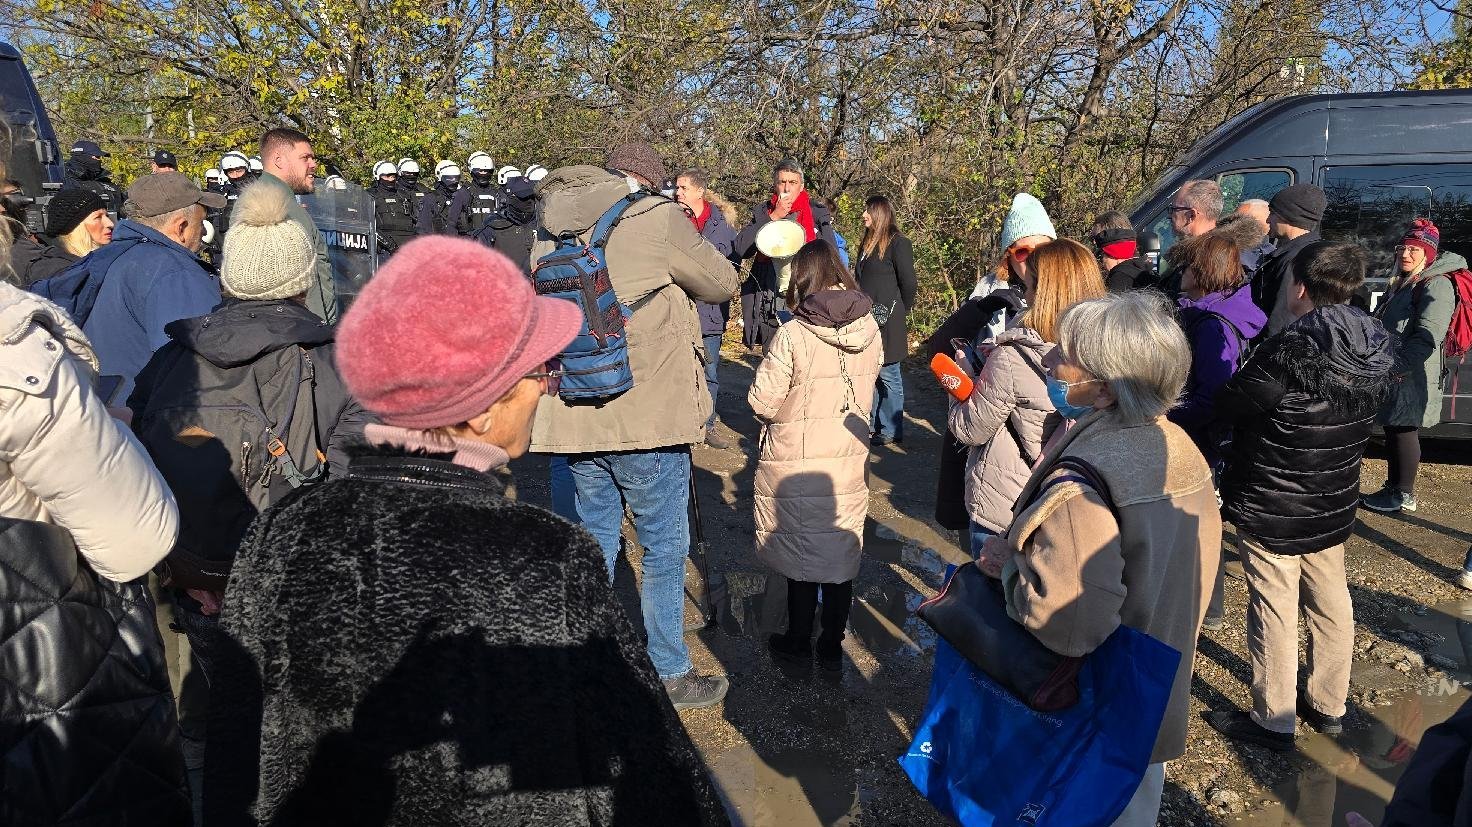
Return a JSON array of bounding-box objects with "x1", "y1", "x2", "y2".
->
[
  {"x1": 708, "y1": 745, "x2": 871, "y2": 827},
  {"x1": 850, "y1": 582, "x2": 936, "y2": 658},
  {"x1": 1235, "y1": 598, "x2": 1472, "y2": 826},
  {"x1": 712, "y1": 564, "x2": 937, "y2": 660}
]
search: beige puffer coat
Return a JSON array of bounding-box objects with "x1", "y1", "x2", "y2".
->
[
  {"x1": 0, "y1": 282, "x2": 178, "y2": 582},
  {"x1": 529, "y1": 166, "x2": 741, "y2": 454},
  {"x1": 750, "y1": 289, "x2": 883, "y2": 584},
  {"x1": 948, "y1": 326, "x2": 1055, "y2": 534}
]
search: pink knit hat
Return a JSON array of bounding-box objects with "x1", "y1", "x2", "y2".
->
[{"x1": 337, "y1": 237, "x2": 581, "y2": 429}]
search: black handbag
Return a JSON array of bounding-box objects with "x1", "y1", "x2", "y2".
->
[
  {"x1": 0, "y1": 518, "x2": 191, "y2": 824},
  {"x1": 916, "y1": 456, "x2": 1117, "y2": 712}
]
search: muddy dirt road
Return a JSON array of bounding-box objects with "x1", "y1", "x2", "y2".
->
[{"x1": 510, "y1": 342, "x2": 1472, "y2": 827}]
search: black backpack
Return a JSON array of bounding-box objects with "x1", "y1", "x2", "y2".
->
[{"x1": 134, "y1": 345, "x2": 326, "y2": 591}]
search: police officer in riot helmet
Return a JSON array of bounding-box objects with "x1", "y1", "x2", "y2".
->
[
  {"x1": 448, "y1": 153, "x2": 499, "y2": 237},
  {"x1": 248, "y1": 155, "x2": 264, "y2": 175},
  {"x1": 416, "y1": 160, "x2": 463, "y2": 235},
  {"x1": 471, "y1": 165, "x2": 539, "y2": 273},
  {"x1": 204, "y1": 168, "x2": 224, "y2": 194},
  {"x1": 396, "y1": 158, "x2": 430, "y2": 229},
  {"x1": 63, "y1": 140, "x2": 124, "y2": 215},
  {"x1": 215, "y1": 150, "x2": 254, "y2": 237},
  {"x1": 369, "y1": 160, "x2": 417, "y2": 255}
]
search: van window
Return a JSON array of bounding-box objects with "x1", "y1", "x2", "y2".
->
[
  {"x1": 1218, "y1": 169, "x2": 1293, "y2": 212},
  {"x1": 1319, "y1": 163, "x2": 1472, "y2": 309},
  {"x1": 1141, "y1": 169, "x2": 1295, "y2": 260}
]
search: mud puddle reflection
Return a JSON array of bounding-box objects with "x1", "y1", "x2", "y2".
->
[{"x1": 1235, "y1": 598, "x2": 1472, "y2": 826}]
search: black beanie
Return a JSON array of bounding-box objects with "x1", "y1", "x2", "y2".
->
[
  {"x1": 1268, "y1": 184, "x2": 1327, "y2": 232},
  {"x1": 46, "y1": 188, "x2": 107, "y2": 237}
]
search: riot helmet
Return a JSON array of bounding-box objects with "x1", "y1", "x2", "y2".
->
[
  {"x1": 497, "y1": 165, "x2": 522, "y2": 186},
  {"x1": 468, "y1": 154, "x2": 495, "y2": 187},
  {"x1": 524, "y1": 164, "x2": 549, "y2": 183}
]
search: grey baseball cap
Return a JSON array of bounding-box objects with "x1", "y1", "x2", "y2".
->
[{"x1": 126, "y1": 171, "x2": 227, "y2": 217}]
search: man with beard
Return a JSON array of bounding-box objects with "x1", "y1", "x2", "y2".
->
[{"x1": 257, "y1": 127, "x2": 339, "y2": 323}]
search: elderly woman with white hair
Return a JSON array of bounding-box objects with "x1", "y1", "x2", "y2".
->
[{"x1": 980, "y1": 291, "x2": 1223, "y2": 827}]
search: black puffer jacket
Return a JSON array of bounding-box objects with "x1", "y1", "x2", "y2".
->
[
  {"x1": 203, "y1": 448, "x2": 731, "y2": 826},
  {"x1": 1105, "y1": 257, "x2": 1154, "y2": 293},
  {"x1": 1218, "y1": 303, "x2": 1393, "y2": 554},
  {"x1": 0, "y1": 519, "x2": 191, "y2": 826}
]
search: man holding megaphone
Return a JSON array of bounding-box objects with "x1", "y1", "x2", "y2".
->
[{"x1": 734, "y1": 158, "x2": 840, "y2": 351}]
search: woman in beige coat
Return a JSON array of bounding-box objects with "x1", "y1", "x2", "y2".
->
[
  {"x1": 750, "y1": 239, "x2": 883, "y2": 672},
  {"x1": 980, "y1": 292, "x2": 1221, "y2": 827},
  {"x1": 948, "y1": 238, "x2": 1106, "y2": 557}
]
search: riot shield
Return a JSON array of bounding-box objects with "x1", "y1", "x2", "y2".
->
[{"x1": 301, "y1": 177, "x2": 377, "y2": 308}]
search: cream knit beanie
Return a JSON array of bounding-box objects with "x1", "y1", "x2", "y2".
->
[{"x1": 221, "y1": 181, "x2": 316, "y2": 301}]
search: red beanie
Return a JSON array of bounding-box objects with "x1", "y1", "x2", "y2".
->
[
  {"x1": 1401, "y1": 217, "x2": 1440, "y2": 265},
  {"x1": 337, "y1": 237, "x2": 581, "y2": 429}
]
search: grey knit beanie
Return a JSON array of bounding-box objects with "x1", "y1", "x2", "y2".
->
[{"x1": 221, "y1": 181, "x2": 316, "y2": 301}]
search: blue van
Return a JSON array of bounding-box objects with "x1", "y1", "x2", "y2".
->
[
  {"x1": 0, "y1": 42, "x2": 64, "y2": 195},
  {"x1": 1130, "y1": 89, "x2": 1472, "y2": 437}
]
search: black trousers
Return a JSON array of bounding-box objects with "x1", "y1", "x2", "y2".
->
[
  {"x1": 782, "y1": 578, "x2": 854, "y2": 658},
  {"x1": 1384, "y1": 426, "x2": 1421, "y2": 493}
]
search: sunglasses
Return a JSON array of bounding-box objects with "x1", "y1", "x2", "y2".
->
[
  {"x1": 1010, "y1": 245, "x2": 1038, "y2": 263},
  {"x1": 524, "y1": 358, "x2": 565, "y2": 396},
  {"x1": 1168, "y1": 204, "x2": 1193, "y2": 213}
]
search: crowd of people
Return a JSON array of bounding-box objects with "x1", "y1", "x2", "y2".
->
[{"x1": 0, "y1": 119, "x2": 1468, "y2": 827}]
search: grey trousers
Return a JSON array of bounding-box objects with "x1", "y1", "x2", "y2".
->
[{"x1": 1240, "y1": 533, "x2": 1354, "y2": 734}]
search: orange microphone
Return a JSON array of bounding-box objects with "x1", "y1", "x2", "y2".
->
[{"x1": 931, "y1": 353, "x2": 974, "y2": 402}]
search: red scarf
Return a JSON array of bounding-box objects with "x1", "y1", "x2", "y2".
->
[
  {"x1": 770, "y1": 190, "x2": 818, "y2": 242},
  {"x1": 690, "y1": 200, "x2": 710, "y2": 233}
]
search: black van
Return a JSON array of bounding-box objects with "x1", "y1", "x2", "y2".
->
[
  {"x1": 0, "y1": 42, "x2": 64, "y2": 195},
  {"x1": 1130, "y1": 89, "x2": 1472, "y2": 438}
]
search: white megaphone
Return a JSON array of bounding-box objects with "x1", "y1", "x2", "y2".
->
[{"x1": 755, "y1": 219, "x2": 806, "y2": 294}]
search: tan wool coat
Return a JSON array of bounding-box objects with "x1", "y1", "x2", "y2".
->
[
  {"x1": 749, "y1": 291, "x2": 883, "y2": 584},
  {"x1": 1001, "y1": 408, "x2": 1221, "y2": 763},
  {"x1": 948, "y1": 326, "x2": 1055, "y2": 533},
  {"x1": 528, "y1": 166, "x2": 741, "y2": 454}
]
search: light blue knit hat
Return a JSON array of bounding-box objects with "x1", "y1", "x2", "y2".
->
[{"x1": 999, "y1": 192, "x2": 1058, "y2": 251}]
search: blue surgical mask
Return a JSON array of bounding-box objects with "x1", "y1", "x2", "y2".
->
[{"x1": 1046, "y1": 375, "x2": 1097, "y2": 420}]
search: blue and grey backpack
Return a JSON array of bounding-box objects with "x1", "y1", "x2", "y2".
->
[{"x1": 531, "y1": 192, "x2": 649, "y2": 400}]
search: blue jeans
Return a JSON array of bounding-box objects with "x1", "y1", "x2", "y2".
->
[
  {"x1": 702, "y1": 333, "x2": 722, "y2": 428},
  {"x1": 968, "y1": 521, "x2": 996, "y2": 560},
  {"x1": 548, "y1": 455, "x2": 579, "y2": 522},
  {"x1": 565, "y1": 447, "x2": 693, "y2": 680},
  {"x1": 872, "y1": 362, "x2": 905, "y2": 441}
]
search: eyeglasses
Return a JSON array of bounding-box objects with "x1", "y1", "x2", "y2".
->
[
  {"x1": 1394, "y1": 245, "x2": 1425, "y2": 255},
  {"x1": 524, "y1": 358, "x2": 565, "y2": 396}
]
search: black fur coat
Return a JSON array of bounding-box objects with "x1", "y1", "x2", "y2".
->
[{"x1": 203, "y1": 448, "x2": 730, "y2": 826}]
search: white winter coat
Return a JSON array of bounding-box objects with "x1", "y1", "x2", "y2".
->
[{"x1": 0, "y1": 282, "x2": 178, "y2": 582}]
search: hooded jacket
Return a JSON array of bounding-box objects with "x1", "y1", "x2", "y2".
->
[
  {"x1": 528, "y1": 166, "x2": 740, "y2": 454},
  {"x1": 948, "y1": 325, "x2": 1056, "y2": 534},
  {"x1": 1170, "y1": 285, "x2": 1267, "y2": 466},
  {"x1": 1219, "y1": 303, "x2": 1393, "y2": 554},
  {"x1": 749, "y1": 288, "x2": 883, "y2": 583},
  {"x1": 1376, "y1": 252, "x2": 1463, "y2": 429},
  {"x1": 0, "y1": 280, "x2": 179, "y2": 582},
  {"x1": 202, "y1": 446, "x2": 730, "y2": 826},
  {"x1": 130, "y1": 299, "x2": 369, "y2": 473}
]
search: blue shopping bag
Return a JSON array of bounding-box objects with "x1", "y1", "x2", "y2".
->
[{"x1": 899, "y1": 624, "x2": 1180, "y2": 827}]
